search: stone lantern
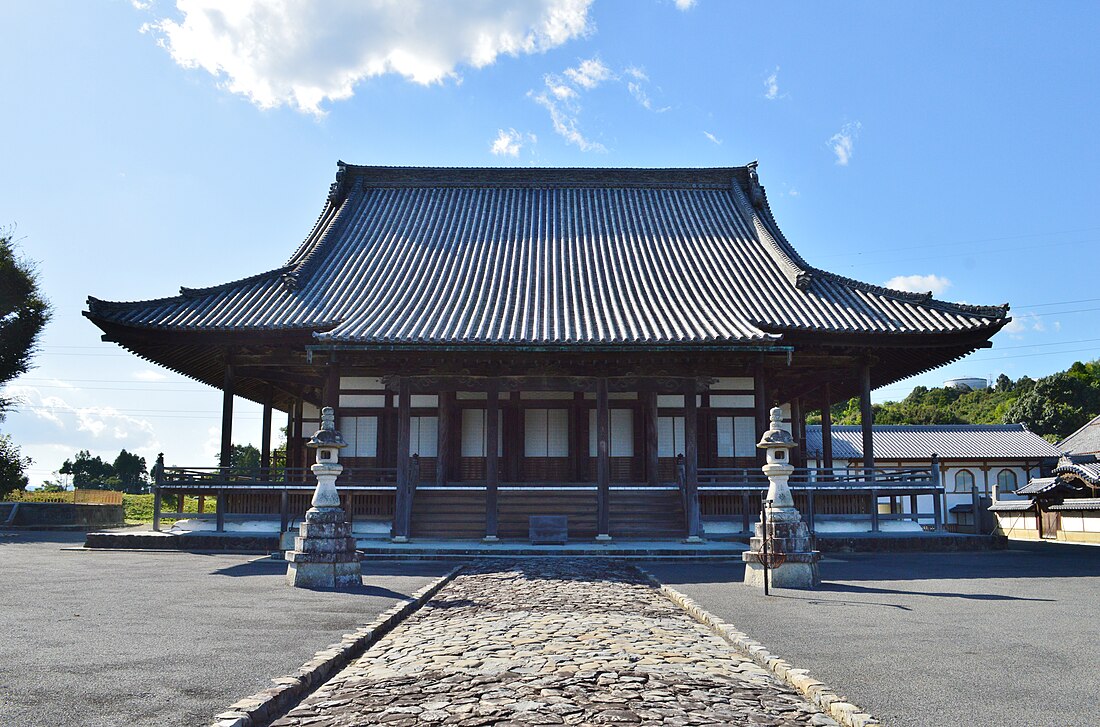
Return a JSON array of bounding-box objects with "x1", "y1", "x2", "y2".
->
[
  {"x1": 742, "y1": 407, "x2": 820, "y2": 589},
  {"x1": 285, "y1": 407, "x2": 362, "y2": 589}
]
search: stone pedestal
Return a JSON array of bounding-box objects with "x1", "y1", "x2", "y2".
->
[
  {"x1": 286, "y1": 506, "x2": 362, "y2": 589},
  {"x1": 742, "y1": 516, "x2": 820, "y2": 588}
]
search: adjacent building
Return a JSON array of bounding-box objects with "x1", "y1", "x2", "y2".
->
[
  {"x1": 805, "y1": 424, "x2": 1060, "y2": 531},
  {"x1": 994, "y1": 414, "x2": 1100, "y2": 543}
]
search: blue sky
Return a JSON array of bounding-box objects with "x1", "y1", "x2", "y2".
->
[{"x1": 2, "y1": 0, "x2": 1098, "y2": 485}]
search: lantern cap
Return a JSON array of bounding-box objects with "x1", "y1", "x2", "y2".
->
[
  {"x1": 306, "y1": 406, "x2": 348, "y2": 449},
  {"x1": 757, "y1": 406, "x2": 794, "y2": 449}
]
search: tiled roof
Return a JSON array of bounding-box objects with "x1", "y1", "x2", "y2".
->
[
  {"x1": 1059, "y1": 414, "x2": 1100, "y2": 456},
  {"x1": 988, "y1": 500, "x2": 1034, "y2": 512},
  {"x1": 1015, "y1": 477, "x2": 1062, "y2": 496},
  {"x1": 86, "y1": 165, "x2": 1009, "y2": 347},
  {"x1": 1054, "y1": 458, "x2": 1100, "y2": 485},
  {"x1": 805, "y1": 424, "x2": 1061, "y2": 461},
  {"x1": 1050, "y1": 498, "x2": 1100, "y2": 511}
]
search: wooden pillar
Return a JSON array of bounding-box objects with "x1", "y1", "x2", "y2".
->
[
  {"x1": 754, "y1": 359, "x2": 768, "y2": 466},
  {"x1": 574, "y1": 393, "x2": 588, "y2": 482},
  {"x1": 219, "y1": 361, "x2": 234, "y2": 470},
  {"x1": 790, "y1": 396, "x2": 803, "y2": 469},
  {"x1": 260, "y1": 385, "x2": 273, "y2": 479},
  {"x1": 437, "y1": 392, "x2": 452, "y2": 487},
  {"x1": 485, "y1": 383, "x2": 500, "y2": 540},
  {"x1": 645, "y1": 388, "x2": 659, "y2": 486},
  {"x1": 393, "y1": 379, "x2": 412, "y2": 541},
  {"x1": 216, "y1": 488, "x2": 225, "y2": 533},
  {"x1": 323, "y1": 363, "x2": 340, "y2": 410},
  {"x1": 293, "y1": 398, "x2": 304, "y2": 480},
  {"x1": 285, "y1": 408, "x2": 294, "y2": 471},
  {"x1": 684, "y1": 380, "x2": 699, "y2": 490},
  {"x1": 821, "y1": 382, "x2": 834, "y2": 470},
  {"x1": 506, "y1": 393, "x2": 522, "y2": 482},
  {"x1": 683, "y1": 379, "x2": 702, "y2": 540},
  {"x1": 596, "y1": 378, "x2": 611, "y2": 539},
  {"x1": 859, "y1": 362, "x2": 874, "y2": 473}
]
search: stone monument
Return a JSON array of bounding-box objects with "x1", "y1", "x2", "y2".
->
[
  {"x1": 742, "y1": 407, "x2": 820, "y2": 589},
  {"x1": 286, "y1": 407, "x2": 362, "y2": 589}
]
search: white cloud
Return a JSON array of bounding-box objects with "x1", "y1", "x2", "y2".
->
[
  {"x1": 829, "y1": 121, "x2": 862, "y2": 165},
  {"x1": 884, "y1": 274, "x2": 952, "y2": 296},
  {"x1": 133, "y1": 369, "x2": 169, "y2": 382},
  {"x1": 1002, "y1": 312, "x2": 1046, "y2": 338},
  {"x1": 3, "y1": 386, "x2": 159, "y2": 449},
  {"x1": 146, "y1": 0, "x2": 593, "y2": 114},
  {"x1": 764, "y1": 66, "x2": 781, "y2": 100},
  {"x1": 788, "y1": 187, "x2": 799, "y2": 197},
  {"x1": 703, "y1": 131, "x2": 722, "y2": 145},
  {"x1": 529, "y1": 89, "x2": 605, "y2": 152},
  {"x1": 529, "y1": 58, "x2": 669, "y2": 151},
  {"x1": 563, "y1": 57, "x2": 614, "y2": 89},
  {"x1": 674, "y1": 0, "x2": 697, "y2": 9},
  {"x1": 490, "y1": 128, "x2": 536, "y2": 157}
]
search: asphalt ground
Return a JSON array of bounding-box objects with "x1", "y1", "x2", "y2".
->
[
  {"x1": 0, "y1": 531, "x2": 450, "y2": 727},
  {"x1": 644, "y1": 542, "x2": 1100, "y2": 727}
]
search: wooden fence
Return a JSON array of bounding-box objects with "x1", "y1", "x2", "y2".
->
[{"x1": 9, "y1": 489, "x2": 124, "y2": 505}]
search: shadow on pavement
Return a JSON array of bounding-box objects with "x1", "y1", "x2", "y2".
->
[
  {"x1": 821, "y1": 582, "x2": 1055, "y2": 602},
  {"x1": 647, "y1": 548, "x2": 1100, "y2": 585}
]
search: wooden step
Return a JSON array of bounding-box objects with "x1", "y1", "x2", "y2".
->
[{"x1": 410, "y1": 488, "x2": 688, "y2": 540}]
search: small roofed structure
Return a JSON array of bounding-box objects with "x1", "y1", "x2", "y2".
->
[
  {"x1": 804, "y1": 424, "x2": 1059, "y2": 533},
  {"x1": 85, "y1": 164, "x2": 1012, "y2": 541},
  {"x1": 994, "y1": 454, "x2": 1100, "y2": 543}
]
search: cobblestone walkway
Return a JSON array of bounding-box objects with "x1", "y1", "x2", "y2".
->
[{"x1": 272, "y1": 559, "x2": 836, "y2": 726}]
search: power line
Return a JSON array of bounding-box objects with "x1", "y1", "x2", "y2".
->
[
  {"x1": 992, "y1": 337, "x2": 1100, "y2": 351},
  {"x1": 816, "y1": 225, "x2": 1100, "y2": 260}
]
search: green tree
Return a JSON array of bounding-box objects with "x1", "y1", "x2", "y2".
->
[
  {"x1": 112, "y1": 449, "x2": 149, "y2": 494},
  {"x1": 0, "y1": 434, "x2": 31, "y2": 499},
  {"x1": 59, "y1": 450, "x2": 116, "y2": 489},
  {"x1": 1004, "y1": 370, "x2": 1100, "y2": 440},
  {"x1": 0, "y1": 231, "x2": 51, "y2": 415},
  {"x1": 227, "y1": 443, "x2": 261, "y2": 473}
]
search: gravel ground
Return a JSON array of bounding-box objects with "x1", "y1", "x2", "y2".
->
[
  {"x1": 644, "y1": 542, "x2": 1100, "y2": 727},
  {"x1": 0, "y1": 531, "x2": 450, "y2": 727},
  {"x1": 273, "y1": 558, "x2": 836, "y2": 727}
]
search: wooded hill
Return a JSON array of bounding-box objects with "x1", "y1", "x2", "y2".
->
[{"x1": 810, "y1": 360, "x2": 1100, "y2": 443}]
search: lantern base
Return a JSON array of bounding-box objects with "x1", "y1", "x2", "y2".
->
[
  {"x1": 285, "y1": 506, "x2": 361, "y2": 590},
  {"x1": 742, "y1": 517, "x2": 820, "y2": 590}
]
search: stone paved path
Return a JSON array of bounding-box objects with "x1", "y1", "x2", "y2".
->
[{"x1": 272, "y1": 559, "x2": 836, "y2": 726}]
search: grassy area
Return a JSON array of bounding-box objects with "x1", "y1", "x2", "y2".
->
[{"x1": 123, "y1": 494, "x2": 216, "y2": 525}]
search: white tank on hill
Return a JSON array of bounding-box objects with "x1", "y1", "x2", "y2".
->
[{"x1": 944, "y1": 376, "x2": 988, "y2": 391}]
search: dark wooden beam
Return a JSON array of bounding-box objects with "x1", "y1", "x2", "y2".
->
[
  {"x1": 596, "y1": 377, "x2": 611, "y2": 539},
  {"x1": 485, "y1": 382, "x2": 500, "y2": 540},
  {"x1": 754, "y1": 359, "x2": 768, "y2": 467},
  {"x1": 821, "y1": 381, "x2": 834, "y2": 469},
  {"x1": 684, "y1": 379, "x2": 699, "y2": 493},
  {"x1": 260, "y1": 384, "x2": 273, "y2": 474},
  {"x1": 393, "y1": 379, "x2": 412, "y2": 540},
  {"x1": 220, "y1": 362, "x2": 234, "y2": 470},
  {"x1": 860, "y1": 361, "x2": 874, "y2": 471},
  {"x1": 323, "y1": 363, "x2": 341, "y2": 410},
  {"x1": 645, "y1": 387, "x2": 659, "y2": 486},
  {"x1": 790, "y1": 396, "x2": 803, "y2": 468},
  {"x1": 292, "y1": 397, "x2": 304, "y2": 476},
  {"x1": 436, "y1": 391, "x2": 452, "y2": 487}
]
